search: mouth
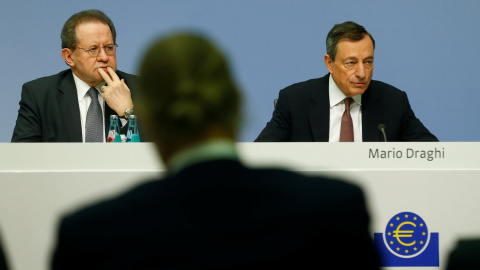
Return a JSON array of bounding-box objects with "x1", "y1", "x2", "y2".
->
[
  {"x1": 352, "y1": 82, "x2": 366, "y2": 87},
  {"x1": 97, "y1": 67, "x2": 110, "y2": 72}
]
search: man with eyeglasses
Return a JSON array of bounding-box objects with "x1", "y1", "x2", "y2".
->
[{"x1": 11, "y1": 9, "x2": 136, "y2": 142}]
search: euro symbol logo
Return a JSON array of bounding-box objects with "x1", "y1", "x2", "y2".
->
[{"x1": 393, "y1": 221, "x2": 416, "y2": 246}]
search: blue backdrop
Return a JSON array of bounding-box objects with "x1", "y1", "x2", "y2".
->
[{"x1": 1, "y1": 1, "x2": 479, "y2": 142}]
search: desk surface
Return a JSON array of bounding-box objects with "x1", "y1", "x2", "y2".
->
[
  {"x1": 0, "y1": 142, "x2": 478, "y2": 270},
  {"x1": 0, "y1": 142, "x2": 475, "y2": 171}
]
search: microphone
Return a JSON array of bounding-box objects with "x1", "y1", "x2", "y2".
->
[{"x1": 378, "y1": 124, "x2": 387, "y2": 142}]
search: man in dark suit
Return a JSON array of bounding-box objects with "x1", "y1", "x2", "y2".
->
[
  {"x1": 446, "y1": 239, "x2": 480, "y2": 270},
  {"x1": 51, "y1": 33, "x2": 379, "y2": 269},
  {"x1": 256, "y1": 21, "x2": 438, "y2": 142},
  {"x1": 12, "y1": 10, "x2": 136, "y2": 142},
  {"x1": 0, "y1": 229, "x2": 9, "y2": 270}
]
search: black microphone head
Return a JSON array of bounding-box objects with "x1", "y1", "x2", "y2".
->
[{"x1": 378, "y1": 124, "x2": 386, "y2": 131}]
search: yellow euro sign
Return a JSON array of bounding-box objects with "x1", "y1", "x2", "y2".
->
[{"x1": 393, "y1": 221, "x2": 416, "y2": 246}]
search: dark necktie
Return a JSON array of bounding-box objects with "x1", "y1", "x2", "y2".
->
[
  {"x1": 85, "y1": 88, "x2": 104, "y2": 142},
  {"x1": 340, "y1": 97, "x2": 354, "y2": 142}
]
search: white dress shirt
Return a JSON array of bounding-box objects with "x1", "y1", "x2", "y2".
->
[{"x1": 328, "y1": 74, "x2": 363, "y2": 142}]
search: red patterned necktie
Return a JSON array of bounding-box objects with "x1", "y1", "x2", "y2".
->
[{"x1": 340, "y1": 97, "x2": 354, "y2": 142}]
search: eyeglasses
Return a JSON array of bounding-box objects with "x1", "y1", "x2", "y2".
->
[{"x1": 76, "y1": 44, "x2": 118, "y2": 57}]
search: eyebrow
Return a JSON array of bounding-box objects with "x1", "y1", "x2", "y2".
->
[
  {"x1": 87, "y1": 43, "x2": 115, "y2": 47},
  {"x1": 345, "y1": 56, "x2": 374, "y2": 61}
]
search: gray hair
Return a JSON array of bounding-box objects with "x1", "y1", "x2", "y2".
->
[
  {"x1": 326, "y1": 21, "x2": 375, "y2": 61},
  {"x1": 61, "y1": 9, "x2": 116, "y2": 50}
]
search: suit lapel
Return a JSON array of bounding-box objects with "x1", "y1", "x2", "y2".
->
[
  {"x1": 362, "y1": 86, "x2": 382, "y2": 142},
  {"x1": 308, "y1": 75, "x2": 330, "y2": 141},
  {"x1": 57, "y1": 71, "x2": 83, "y2": 142}
]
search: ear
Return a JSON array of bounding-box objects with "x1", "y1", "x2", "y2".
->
[
  {"x1": 61, "y1": 48, "x2": 75, "y2": 67},
  {"x1": 324, "y1": 54, "x2": 334, "y2": 74}
]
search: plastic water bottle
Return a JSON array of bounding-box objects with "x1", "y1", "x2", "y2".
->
[
  {"x1": 126, "y1": 115, "x2": 141, "y2": 142},
  {"x1": 107, "y1": 115, "x2": 122, "y2": 143}
]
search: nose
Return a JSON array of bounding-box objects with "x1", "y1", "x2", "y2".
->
[
  {"x1": 355, "y1": 63, "x2": 366, "y2": 78},
  {"x1": 96, "y1": 47, "x2": 109, "y2": 62}
]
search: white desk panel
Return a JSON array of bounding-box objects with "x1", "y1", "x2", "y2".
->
[{"x1": 0, "y1": 142, "x2": 478, "y2": 270}]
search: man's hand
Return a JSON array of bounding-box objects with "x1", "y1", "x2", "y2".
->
[{"x1": 98, "y1": 67, "x2": 134, "y2": 117}]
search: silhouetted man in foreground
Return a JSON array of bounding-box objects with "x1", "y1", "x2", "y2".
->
[{"x1": 51, "y1": 33, "x2": 379, "y2": 269}]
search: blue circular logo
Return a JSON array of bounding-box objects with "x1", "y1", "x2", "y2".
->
[{"x1": 383, "y1": 212, "x2": 429, "y2": 258}]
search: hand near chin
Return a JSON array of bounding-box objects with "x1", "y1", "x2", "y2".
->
[{"x1": 98, "y1": 67, "x2": 134, "y2": 116}]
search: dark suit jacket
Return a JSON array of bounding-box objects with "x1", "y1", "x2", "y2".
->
[
  {"x1": 446, "y1": 239, "x2": 480, "y2": 270},
  {"x1": 255, "y1": 74, "x2": 438, "y2": 142},
  {"x1": 11, "y1": 69, "x2": 137, "y2": 142},
  {"x1": 51, "y1": 159, "x2": 379, "y2": 269},
  {"x1": 0, "y1": 230, "x2": 9, "y2": 270}
]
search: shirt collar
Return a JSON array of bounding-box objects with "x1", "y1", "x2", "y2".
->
[
  {"x1": 72, "y1": 72, "x2": 106, "y2": 102},
  {"x1": 328, "y1": 74, "x2": 362, "y2": 108},
  {"x1": 168, "y1": 139, "x2": 238, "y2": 175}
]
